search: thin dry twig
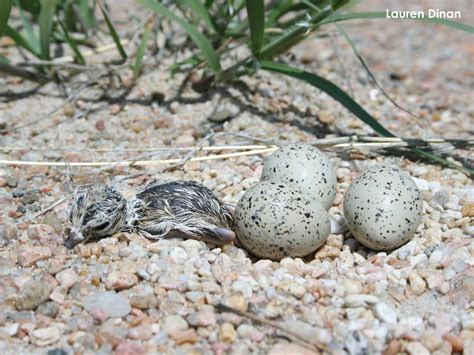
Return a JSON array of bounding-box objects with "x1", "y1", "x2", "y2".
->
[
  {"x1": 0, "y1": 148, "x2": 277, "y2": 167},
  {"x1": 215, "y1": 303, "x2": 325, "y2": 352},
  {"x1": 27, "y1": 195, "x2": 71, "y2": 222}
]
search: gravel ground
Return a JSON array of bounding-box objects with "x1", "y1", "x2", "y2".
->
[{"x1": 0, "y1": 0, "x2": 473, "y2": 354}]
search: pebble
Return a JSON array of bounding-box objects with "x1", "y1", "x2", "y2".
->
[
  {"x1": 0, "y1": 224, "x2": 17, "y2": 246},
  {"x1": 373, "y1": 303, "x2": 398, "y2": 325},
  {"x1": 277, "y1": 279, "x2": 306, "y2": 299},
  {"x1": 114, "y1": 341, "x2": 145, "y2": 355},
  {"x1": 408, "y1": 272, "x2": 427, "y2": 295},
  {"x1": 187, "y1": 309, "x2": 216, "y2": 327},
  {"x1": 208, "y1": 108, "x2": 233, "y2": 123},
  {"x1": 16, "y1": 279, "x2": 53, "y2": 310},
  {"x1": 12, "y1": 188, "x2": 26, "y2": 198},
  {"x1": 105, "y1": 271, "x2": 138, "y2": 290},
  {"x1": 161, "y1": 315, "x2": 188, "y2": 335},
  {"x1": 344, "y1": 294, "x2": 379, "y2": 307},
  {"x1": 442, "y1": 333, "x2": 463, "y2": 352},
  {"x1": 345, "y1": 330, "x2": 369, "y2": 355},
  {"x1": 36, "y1": 302, "x2": 60, "y2": 318},
  {"x1": 219, "y1": 322, "x2": 237, "y2": 343},
  {"x1": 55, "y1": 269, "x2": 80, "y2": 289},
  {"x1": 268, "y1": 343, "x2": 318, "y2": 355},
  {"x1": 82, "y1": 291, "x2": 131, "y2": 318},
  {"x1": 406, "y1": 341, "x2": 430, "y2": 355},
  {"x1": 31, "y1": 324, "x2": 64, "y2": 346},
  {"x1": 18, "y1": 246, "x2": 52, "y2": 267}
]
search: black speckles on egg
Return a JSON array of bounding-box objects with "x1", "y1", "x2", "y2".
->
[
  {"x1": 235, "y1": 181, "x2": 330, "y2": 260},
  {"x1": 261, "y1": 143, "x2": 337, "y2": 209},
  {"x1": 343, "y1": 166, "x2": 423, "y2": 251}
]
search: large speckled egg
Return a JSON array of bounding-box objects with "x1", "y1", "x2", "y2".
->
[
  {"x1": 261, "y1": 144, "x2": 336, "y2": 209},
  {"x1": 235, "y1": 181, "x2": 330, "y2": 260},
  {"x1": 343, "y1": 166, "x2": 422, "y2": 251}
]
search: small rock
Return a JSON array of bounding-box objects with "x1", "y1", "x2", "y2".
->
[
  {"x1": 22, "y1": 192, "x2": 38, "y2": 204},
  {"x1": 268, "y1": 343, "x2": 318, "y2": 355},
  {"x1": 129, "y1": 285, "x2": 158, "y2": 309},
  {"x1": 31, "y1": 324, "x2": 64, "y2": 346},
  {"x1": 187, "y1": 309, "x2": 216, "y2": 327},
  {"x1": 225, "y1": 294, "x2": 248, "y2": 312},
  {"x1": 383, "y1": 339, "x2": 400, "y2": 355},
  {"x1": 373, "y1": 302, "x2": 398, "y2": 325},
  {"x1": 171, "y1": 329, "x2": 199, "y2": 345},
  {"x1": 208, "y1": 109, "x2": 233, "y2": 123},
  {"x1": 18, "y1": 245, "x2": 52, "y2": 267},
  {"x1": 442, "y1": 333, "x2": 463, "y2": 352},
  {"x1": 345, "y1": 330, "x2": 369, "y2": 355},
  {"x1": 0, "y1": 224, "x2": 17, "y2": 246},
  {"x1": 344, "y1": 294, "x2": 379, "y2": 307},
  {"x1": 49, "y1": 286, "x2": 67, "y2": 304},
  {"x1": 28, "y1": 224, "x2": 58, "y2": 245},
  {"x1": 219, "y1": 322, "x2": 237, "y2": 343},
  {"x1": 55, "y1": 269, "x2": 80, "y2": 289},
  {"x1": 161, "y1": 315, "x2": 188, "y2": 335},
  {"x1": 406, "y1": 341, "x2": 430, "y2": 355},
  {"x1": 408, "y1": 272, "x2": 426, "y2": 295},
  {"x1": 12, "y1": 188, "x2": 26, "y2": 198},
  {"x1": 36, "y1": 301, "x2": 60, "y2": 318},
  {"x1": 277, "y1": 279, "x2": 306, "y2": 299},
  {"x1": 16, "y1": 279, "x2": 53, "y2": 310},
  {"x1": 318, "y1": 110, "x2": 335, "y2": 124},
  {"x1": 461, "y1": 202, "x2": 474, "y2": 217},
  {"x1": 420, "y1": 331, "x2": 444, "y2": 352},
  {"x1": 6, "y1": 176, "x2": 18, "y2": 187},
  {"x1": 105, "y1": 271, "x2": 138, "y2": 290},
  {"x1": 82, "y1": 291, "x2": 131, "y2": 318},
  {"x1": 114, "y1": 341, "x2": 145, "y2": 355},
  {"x1": 95, "y1": 119, "x2": 105, "y2": 131}
]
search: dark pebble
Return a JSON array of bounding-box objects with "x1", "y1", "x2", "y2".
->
[
  {"x1": 12, "y1": 188, "x2": 25, "y2": 198},
  {"x1": 17, "y1": 205, "x2": 27, "y2": 213},
  {"x1": 22, "y1": 193, "x2": 38, "y2": 205},
  {"x1": 47, "y1": 349, "x2": 68, "y2": 355}
]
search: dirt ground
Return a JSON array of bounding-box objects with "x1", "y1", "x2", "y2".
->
[{"x1": 0, "y1": 0, "x2": 472, "y2": 354}]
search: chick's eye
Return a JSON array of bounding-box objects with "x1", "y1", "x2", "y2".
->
[{"x1": 94, "y1": 221, "x2": 109, "y2": 230}]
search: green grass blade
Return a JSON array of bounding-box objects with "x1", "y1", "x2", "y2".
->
[
  {"x1": 179, "y1": 0, "x2": 217, "y2": 33},
  {"x1": 5, "y1": 25, "x2": 41, "y2": 57},
  {"x1": 79, "y1": 0, "x2": 96, "y2": 29},
  {"x1": 15, "y1": 0, "x2": 40, "y2": 52},
  {"x1": 260, "y1": 60, "x2": 394, "y2": 137},
  {"x1": 336, "y1": 24, "x2": 421, "y2": 120},
  {"x1": 97, "y1": 0, "x2": 127, "y2": 60},
  {"x1": 140, "y1": 0, "x2": 221, "y2": 74},
  {"x1": 321, "y1": 12, "x2": 474, "y2": 33},
  {"x1": 245, "y1": 0, "x2": 265, "y2": 57},
  {"x1": 133, "y1": 19, "x2": 152, "y2": 78},
  {"x1": 0, "y1": 0, "x2": 13, "y2": 37},
  {"x1": 39, "y1": 0, "x2": 58, "y2": 60},
  {"x1": 58, "y1": 21, "x2": 85, "y2": 65}
]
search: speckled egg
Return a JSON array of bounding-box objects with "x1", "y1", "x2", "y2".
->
[
  {"x1": 343, "y1": 166, "x2": 422, "y2": 251},
  {"x1": 261, "y1": 144, "x2": 336, "y2": 209},
  {"x1": 235, "y1": 181, "x2": 330, "y2": 260}
]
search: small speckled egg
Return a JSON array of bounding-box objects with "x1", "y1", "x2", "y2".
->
[
  {"x1": 343, "y1": 166, "x2": 422, "y2": 251},
  {"x1": 235, "y1": 181, "x2": 330, "y2": 260},
  {"x1": 261, "y1": 143, "x2": 336, "y2": 209}
]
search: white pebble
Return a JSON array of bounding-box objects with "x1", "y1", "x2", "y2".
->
[
  {"x1": 410, "y1": 253, "x2": 428, "y2": 268},
  {"x1": 412, "y1": 177, "x2": 429, "y2": 191},
  {"x1": 373, "y1": 303, "x2": 398, "y2": 325}
]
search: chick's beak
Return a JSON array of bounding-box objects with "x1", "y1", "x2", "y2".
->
[{"x1": 64, "y1": 230, "x2": 84, "y2": 250}]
